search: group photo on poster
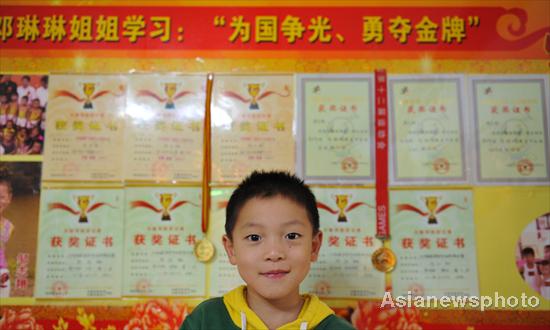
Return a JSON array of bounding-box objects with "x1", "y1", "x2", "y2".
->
[{"x1": 0, "y1": 74, "x2": 47, "y2": 155}]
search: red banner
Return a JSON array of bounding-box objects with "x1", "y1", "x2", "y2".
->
[
  {"x1": 374, "y1": 69, "x2": 389, "y2": 240},
  {"x1": 1, "y1": 5, "x2": 549, "y2": 57}
]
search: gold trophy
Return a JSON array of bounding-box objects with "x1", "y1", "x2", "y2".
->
[
  {"x1": 247, "y1": 83, "x2": 260, "y2": 110},
  {"x1": 164, "y1": 83, "x2": 177, "y2": 109},
  {"x1": 159, "y1": 193, "x2": 174, "y2": 221},
  {"x1": 335, "y1": 194, "x2": 349, "y2": 222},
  {"x1": 82, "y1": 83, "x2": 95, "y2": 109},
  {"x1": 424, "y1": 196, "x2": 439, "y2": 225},
  {"x1": 77, "y1": 195, "x2": 91, "y2": 223}
]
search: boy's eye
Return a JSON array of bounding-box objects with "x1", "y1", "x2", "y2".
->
[
  {"x1": 246, "y1": 234, "x2": 261, "y2": 242},
  {"x1": 285, "y1": 232, "x2": 302, "y2": 240}
]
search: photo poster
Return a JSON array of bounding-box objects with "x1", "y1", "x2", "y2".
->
[
  {"x1": 515, "y1": 212, "x2": 550, "y2": 300},
  {"x1": 302, "y1": 187, "x2": 385, "y2": 298},
  {"x1": 0, "y1": 162, "x2": 41, "y2": 297},
  {"x1": 388, "y1": 75, "x2": 467, "y2": 184},
  {"x1": 207, "y1": 187, "x2": 245, "y2": 296},
  {"x1": 123, "y1": 186, "x2": 205, "y2": 297},
  {"x1": 390, "y1": 189, "x2": 479, "y2": 298},
  {"x1": 211, "y1": 75, "x2": 295, "y2": 183},
  {"x1": 0, "y1": 74, "x2": 48, "y2": 156},
  {"x1": 35, "y1": 187, "x2": 124, "y2": 298},
  {"x1": 297, "y1": 74, "x2": 374, "y2": 184},
  {"x1": 42, "y1": 74, "x2": 127, "y2": 182},
  {"x1": 471, "y1": 75, "x2": 550, "y2": 184},
  {"x1": 125, "y1": 74, "x2": 205, "y2": 183}
]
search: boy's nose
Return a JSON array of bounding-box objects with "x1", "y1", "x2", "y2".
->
[{"x1": 264, "y1": 238, "x2": 286, "y2": 261}]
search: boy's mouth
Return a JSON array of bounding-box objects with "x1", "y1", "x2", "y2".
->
[{"x1": 260, "y1": 270, "x2": 290, "y2": 279}]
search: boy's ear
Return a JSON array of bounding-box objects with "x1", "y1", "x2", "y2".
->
[
  {"x1": 222, "y1": 234, "x2": 238, "y2": 265},
  {"x1": 310, "y1": 230, "x2": 323, "y2": 262}
]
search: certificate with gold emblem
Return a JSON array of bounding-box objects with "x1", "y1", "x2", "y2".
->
[
  {"x1": 35, "y1": 187, "x2": 124, "y2": 298},
  {"x1": 42, "y1": 75, "x2": 127, "y2": 182},
  {"x1": 211, "y1": 75, "x2": 294, "y2": 183},
  {"x1": 125, "y1": 74, "x2": 205, "y2": 182},
  {"x1": 302, "y1": 187, "x2": 385, "y2": 298},
  {"x1": 389, "y1": 75, "x2": 467, "y2": 184},
  {"x1": 471, "y1": 76, "x2": 550, "y2": 184},
  {"x1": 122, "y1": 186, "x2": 204, "y2": 296},
  {"x1": 208, "y1": 187, "x2": 245, "y2": 295},
  {"x1": 297, "y1": 75, "x2": 374, "y2": 183},
  {"x1": 390, "y1": 190, "x2": 479, "y2": 298}
]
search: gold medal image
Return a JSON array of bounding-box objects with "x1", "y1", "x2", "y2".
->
[
  {"x1": 194, "y1": 238, "x2": 215, "y2": 263},
  {"x1": 371, "y1": 247, "x2": 396, "y2": 273}
]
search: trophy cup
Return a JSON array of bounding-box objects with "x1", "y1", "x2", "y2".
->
[
  {"x1": 159, "y1": 193, "x2": 173, "y2": 221},
  {"x1": 77, "y1": 195, "x2": 91, "y2": 223},
  {"x1": 164, "y1": 83, "x2": 177, "y2": 109},
  {"x1": 335, "y1": 194, "x2": 349, "y2": 223},
  {"x1": 424, "y1": 196, "x2": 439, "y2": 225},
  {"x1": 82, "y1": 83, "x2": 95, "y2": 109},
  {"x1": 247, "y1": 83, "x2": 260, "y2": 110}
]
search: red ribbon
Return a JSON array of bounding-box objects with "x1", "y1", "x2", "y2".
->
[
  {"x1": 375, "y1": 69, "x2": 389, "y2": 239},
  {"x1": 257, "y1": 85, "x2": 290, "y2": 100},
  {"x1": 137, "y1": 90, "x2": 194, "y2": 102},
  {"x1": 396, "y1": 203, "x2": 464, "y2": 217},
  {"x1": 130, "y1": 200, "x2": 162, "y2": 213},
  {"x1": 87, "y1": 202, "x2": 113, "y2": 213},
  {"x1": 48, "y1": 203, "x2": 80, "y2": 215}
]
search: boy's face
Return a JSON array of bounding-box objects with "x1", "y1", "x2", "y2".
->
[
  {"x1": 541, "y1": 264, "x2": 550, "y2": 276},
  {"x1": 0, "y1": 183, "x2": 12, "y2": 215},
  {"x1": 523, "y1": 254, "x2": 535, "y2": 264},
  {"x1": 223, "y1": 196, "x2": 322, "y2": 302},
  {"x1": 545, "y1": 247, "x2": 550, "y2": 261}
]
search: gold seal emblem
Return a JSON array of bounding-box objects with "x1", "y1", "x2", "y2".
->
[
  {"x1": 371, "y1": 247, "x2": 396, "y2": 273},
  {"x1": 194, "y1": 238, "x2": 215, "y2": 263}
]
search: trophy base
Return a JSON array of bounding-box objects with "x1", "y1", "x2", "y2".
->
[
  {"x1": 83, "y1": 102, "x2": 93, "y2": 109},
  {"x1": 249, "y1": 103, "x2": 259, "y2": 110},
  {"x1": 337, "y1": 215, "x2": 347, "y2": 222},
  {"x1": 165, "y1": 102, "x2": 175, "y2": 109},
  {"x1": 428, "y1": 217, "x2": 438, "y2": 225},
  {"x1": 79, "y1": 216, "x2": 88, "y2": 223},
  {"x1": 161, "y1": 215, "x2": 171, "y2": 221}
]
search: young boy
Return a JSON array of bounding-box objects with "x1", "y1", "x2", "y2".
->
[
  {"x1": 520, "y1": 247, "x2": 539, "y2": 293},
  {"x1": 181, "y1": 171, "x2": 355, "y2": 330},
  {"x1": 26, "y1": 98, "x2": 42, "y2": 129},
  {"x1": 538, "y1": 260, "x2": 550, "y2": 299},
  {"x1": 16, "y1": 95, "x2": 29, "y2": 129}
]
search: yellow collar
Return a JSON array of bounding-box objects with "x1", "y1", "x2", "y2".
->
[{"x1": 223, "y1": 285, "x2": 334, "y2": 330}]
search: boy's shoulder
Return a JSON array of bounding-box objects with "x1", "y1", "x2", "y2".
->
[
  {"x1": 180, "y1": 294, "x2": 356, "y2": 330},
  {"x1": 179, "y1": 297, "x2": 239, "y2": 330}
]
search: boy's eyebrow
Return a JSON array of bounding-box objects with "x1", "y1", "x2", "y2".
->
[{"x1": 239, "y1": 219, "x2": 306, "y2": 229}]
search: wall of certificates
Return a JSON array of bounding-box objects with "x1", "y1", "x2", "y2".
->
[{"x1": 27, "y1": 72, "x2": 550, "y2": 299}]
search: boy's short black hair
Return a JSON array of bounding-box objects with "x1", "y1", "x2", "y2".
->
[
  {"x1": 0, "y1": 171, "x2": 13, "y2": 195},
  {"x1": 521, "y1": 247, "x2": 535, "y2": 257},
  {"x1": 225, "y1": 171, "x2": 319, "y2": 240}
]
